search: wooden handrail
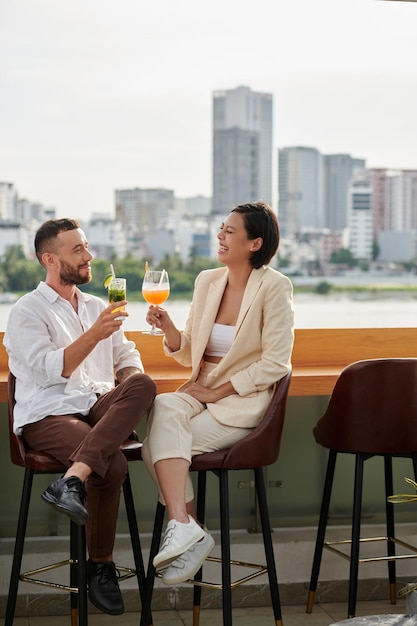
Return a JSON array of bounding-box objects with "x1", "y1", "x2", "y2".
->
[{"x1": 0, "y1": 327, "x2": 416, "y2": 401}]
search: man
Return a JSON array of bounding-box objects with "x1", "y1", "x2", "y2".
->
[{"x1": 4, "y1": 218, "x2": 156, "y2": 616}]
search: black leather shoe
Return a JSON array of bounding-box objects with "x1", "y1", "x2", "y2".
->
[
  {"x1": 41, "y1": 476, "x2": 88, "y2": 525},
  {"x1": 87, "y1": 559, "x2": 124, "y2": 615}
]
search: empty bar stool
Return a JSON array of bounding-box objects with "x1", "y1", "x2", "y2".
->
[
  {"x1": 5, "y1": 372, "x2": 146, "y2": 626},
  {"x1": 141, "y1": 371, "x2": 292, "y2": 626},
  {"x1": 306, "y1": 358, "x2": 417, "y2": 620}
]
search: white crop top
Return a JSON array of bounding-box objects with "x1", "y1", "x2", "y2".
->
[{"x1": 205, "y1": 323, "x2": 235, "y2": 357}]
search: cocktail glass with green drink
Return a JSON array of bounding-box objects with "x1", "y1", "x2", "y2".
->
[{"x1": 108, "y1": 277, "x2": 126, "y2": 316}]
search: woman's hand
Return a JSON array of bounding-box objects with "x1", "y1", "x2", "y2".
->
[
  {"x1": 146, "y1": 305, "x2": 171, "y2": 331},
  {"x1": 180, "y1": 381, "x2": 220, "y2": 403},
  {"x1": 181, "y1": 380, "x2": 236, "y2": 403},
  {"x1": 146, "y1": 305, "x2": 181, "y2": 351}
]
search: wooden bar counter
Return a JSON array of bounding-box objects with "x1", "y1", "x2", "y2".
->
[{"x1": 0, "y1": 327, "x2": 416, "y2": 402}]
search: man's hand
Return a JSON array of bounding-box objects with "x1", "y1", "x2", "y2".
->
[
  {"x1": 90, "y1": 302, "x2": 128, "y2": 341},
  {"x1": 62, "y1": 302, "x2": 128, "y2": 378}
]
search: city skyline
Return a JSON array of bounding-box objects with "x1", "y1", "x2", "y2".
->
[
  {"x1": 212, "y1": 86, "x2": 273, "y2": 213},
  {"x1": 1, "y1": 0, "x2": 417, "y2": 221}
]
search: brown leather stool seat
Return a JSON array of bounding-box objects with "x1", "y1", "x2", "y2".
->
[{"x1": 306, "y1": 358, "x2": 417, "y2": 619}]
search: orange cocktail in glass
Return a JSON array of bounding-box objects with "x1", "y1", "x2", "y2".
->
[
  {"x1": 141, "y1": 270, "x2": 170, "y2": 334},
  {"x1": 142, "y1": 287, "x2": 170, "y2": 306}
]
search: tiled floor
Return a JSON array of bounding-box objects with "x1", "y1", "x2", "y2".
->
[{"x1": 0, "y1": 599, "x2": 411, "y2": 626}]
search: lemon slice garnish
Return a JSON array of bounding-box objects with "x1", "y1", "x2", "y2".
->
[{"x1": 103, "y1": 273, "x2": 114, "y2": 288}]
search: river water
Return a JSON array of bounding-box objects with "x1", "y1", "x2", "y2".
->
[{"x1": 0, "y1": 293, "x2": 416, "y2": 330}]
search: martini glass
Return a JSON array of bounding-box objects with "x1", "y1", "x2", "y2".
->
[{"x1": 141, "y1": 270, "x2": 170, "y2": 335}]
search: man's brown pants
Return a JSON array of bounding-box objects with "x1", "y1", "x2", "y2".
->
[{"x1": 23, "y1": 373, "x2": 156, "y2": 559}]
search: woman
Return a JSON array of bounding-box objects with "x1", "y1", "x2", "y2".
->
[{"x1": 141, "y1": 200, "x2": 294, "y2": 584}]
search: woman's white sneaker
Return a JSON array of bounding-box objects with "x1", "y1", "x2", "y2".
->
[
  {"x1": 162, "y1": 532, "x2": 215, "y2": 584},
  {"x1": 153, "y1": 515, "x2": 206, "y2": 571}
]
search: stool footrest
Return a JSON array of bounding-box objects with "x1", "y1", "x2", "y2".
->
[
  {"x1": 21, "y1": 558, "x2": 78, "y2": 592},
  {"x1": 324, "y1": 536, "x2": 417, "y2": 563},
  {"x1": 158, "y1": 555, "x2": 268, "y2": 590},
  {"x1": 20, "y1": 561, "x2": 137, "y2": 592},
  {"x1": 116, "y1": 565, "x2": 138, "y2": 582}
]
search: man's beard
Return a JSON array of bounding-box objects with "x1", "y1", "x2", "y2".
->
[{"x1": 59, "y1": 260, "x2": 92, "y2": 286}]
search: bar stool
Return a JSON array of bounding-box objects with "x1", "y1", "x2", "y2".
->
[
  {"x1": 140, "y1": 371, "x2": 292, "y2": 626},
  {"x1": 306, "y1": 358, "x2": 417, "y2": 620},
  {"x1": 5, "y1": 372, "x2": 146, "y2": 626}
]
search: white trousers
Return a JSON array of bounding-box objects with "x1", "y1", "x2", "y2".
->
[{"x1": 141, "y1": 363, "x2": 253, "y2": 504}]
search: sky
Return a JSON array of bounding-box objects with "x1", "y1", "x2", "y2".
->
[{"x1": 1, "y1": 0, "x2": 417, "y2": 221}]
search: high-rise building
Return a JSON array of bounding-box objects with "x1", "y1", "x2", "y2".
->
[
  {"x1": 174, "y1": 195, "x2": 211, "y2": 218},
  {"x1": 347, "y1": 174, "x2": 373, "y2": 260},
  {"x1": 278, "y1": 146, "x2": 324, "y2": 236},
  {"x1": 369, "y1": 168, "x2": 417, "y2": 234},
  {"x1": 86, "y1": 216, "x2": 128, "y2": 260},
  {"x1": 115, "y1": 188, "x2": 174, "y2": 235},
  {"x1": 17, "y1": 199, "x2": 55, "y2": 224},
  {"x1": 0, "y1": 222, "x2": 29, "y2": 257},
  {"x1": 367, "y1": 168, "x2": 388, "y2": 234},
  {"x1": 212, "y1": 86, "x2": 273, "y2": 214},
  {"x1": 278, "y1": 149, "x2": 367, "y2": 237},
  {"x1": 324, "y1": 154, "x2": 366, "y2": 231},
  {"x1": 400, "y1": 170, "x2": 417, "y2": 231},
  {"x1": 0, "y1": 182, "x2": 17, "y2": 221},
  {"x1": 346, "y1": 169, "x2": 417, "y2": 263}
]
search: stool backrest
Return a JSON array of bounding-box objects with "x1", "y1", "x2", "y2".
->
[
  {"x1": 314, "y1": 358, "x2": 417, "y2": 454},
  {"x1": 7, "y1": 372, "x2": 27, "y2": 467},
  {"x1": 8, "y1": 371, "x2": 65, "y2": 472},
  {"x1": 223, "y1": 370, "x2": 292, "y2": 469}
]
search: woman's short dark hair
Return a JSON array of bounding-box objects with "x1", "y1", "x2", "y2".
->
[
  {"x1": 35, "y1": 218, "x2": 80, "y2": 265},
  {"x1": 232, "y1": 201, "x2": 280, "y2": 269}
]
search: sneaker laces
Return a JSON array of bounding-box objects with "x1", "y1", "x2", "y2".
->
[
  {"x1": 159, "y1": 521, "x2": 177, "y2": 552},
  {"x1": 169, "y1": 548, "x2": 194, "y2": 571}
]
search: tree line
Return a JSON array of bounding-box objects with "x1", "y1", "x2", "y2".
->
[{"x1": 0, "y1": 246, "x2": 220, "y2": 296}]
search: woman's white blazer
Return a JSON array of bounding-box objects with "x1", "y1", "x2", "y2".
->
[{"x1": 163, "y1": 265, "x2": 294, "y2": 428}]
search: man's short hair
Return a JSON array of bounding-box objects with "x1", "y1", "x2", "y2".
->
[{"x1": 34, "y1": 218, "x2": 80, "y2": 265}]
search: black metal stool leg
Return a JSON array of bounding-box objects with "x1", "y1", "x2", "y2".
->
[
  {"x1": 254, "y1": 467, "x2": 283, "y2": 626},
  {"x1": 140, "y1": 500, "x2": 165, "y2": 626},
  {"x1": 348, "y1": 453, "x2": 364, "y2": 619},
  {"x1": 5, "y1": 468, "x2": 33, "y2": 626},
  {"x1": 76, "y1": 523, "x2": 88, "y2": 626},
  {"x1": 192, "y1": 470, "x2": 207, "y2": 626},
  {"x1": 306, "y1": 449, "x2": 337, "y2": 613},
  {"x1": 70, "y1": 521, "x2": 79, "y2": 626},
  {"x1": 384, "y1": 455, "x2": 397, "y2": 604},
  {"x1": 123, "y1": 474, "x2": 146, "y2": 604},
  {"x1": 219, "y1": 469, "x2": 232, "y2": 626}
]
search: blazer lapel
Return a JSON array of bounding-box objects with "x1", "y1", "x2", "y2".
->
[
  {"x1": 235, "y1": 268, "x2": 265, "y2": 335},
  {"x1": 193, "y1": 271, "x2": 229, "y2": 363}
]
